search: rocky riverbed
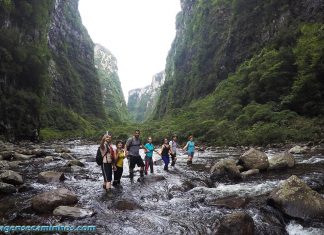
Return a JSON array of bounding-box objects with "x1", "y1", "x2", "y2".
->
[{"x1": 0, "y1": 140, "x2": 324, "y2": 234}]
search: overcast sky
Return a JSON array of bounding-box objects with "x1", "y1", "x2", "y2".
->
[{"x1": 79, "y1": 0, "x2": 181, "y2": 101}]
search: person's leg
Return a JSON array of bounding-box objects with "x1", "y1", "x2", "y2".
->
[
  {"x1": 118, "y1": 167, "x2": 123, "y2": 184},
  {"x1": 137, "y1": 156, "x2": 145, "y2": 178},
  {"x1": 101, "y1": 164, "x2": 107, "y2": 189},
  {"x1": 145, "y1": 157, "x2": 149, "y2": 175},
  {"x1": 171, "y1": 153, "x2": 176, "y2": 166},
  {"x1": 103, "y1": 163, "x2": 112, "y2": 189},
  {"x1": 129, "y1": 156, "x2": 135, "y2": 180},
  {"x1": 149, "y1": 158, "x2": 154, "y2": 173}
]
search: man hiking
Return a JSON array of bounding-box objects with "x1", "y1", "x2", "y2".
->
[{"x1": 125, "y1": 129, "x2": 145, "y2": 182}]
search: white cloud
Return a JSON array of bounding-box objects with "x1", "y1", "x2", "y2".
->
[{"x1": 79, "y1": 0, "x2": 181, "y2": 101}]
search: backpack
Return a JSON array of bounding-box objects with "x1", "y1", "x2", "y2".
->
[{"x1": 96, "y1": 144, "x2": 113, "y2": 166}]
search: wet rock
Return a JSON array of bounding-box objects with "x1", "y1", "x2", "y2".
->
[
  {"x1": 268, "y1": 175, "x2": 324, "y2": 220},
  {"x1": 18, "y1": 184, "x2": 34, "y2": 193},
  {"x1": 60, "y1": 153, "x2": 75, "y2": 160},
  {"x1": 113, "y1": 199, "x2": 142, "y2": 211},
  {"x1": 0, "y1": 182, "x2": 16, "y2": 194},
  {"x1": 206, "y1": 197, "x2": 249, "y2": 209},
  {"x1": 215, "y1": 211, "x2": 255, "y2": 235},
  {"x1": 8, "y1": 161, "x2": 23, "y2": 168},
  {"x1": 241, "y1": 169, "x2": 260, "y2": 177},
  {"x1": 65, "y1": 160, "x2": 84, "y2": 167},
  {"x1": 0, "y1": 151, "x2": 14, "y2": 160},
  {"x1": 13, "y1": 153, "x2": 35, "y2": 161},
  {"x1": 38, "y1": 171, "x2": 65, "y2": 183},
  {"x1": 289, "y1": 145, "x2": 308, "y2": 154},
  {"x1": 210, "y1": 159, "x2": 241, "y2": 181},
  {"x1": 31, "y1": 188, "x2": 78, "y2": 213},
  {"x1": 268, "y1": 152, "x2": 295, "y2": 170},
  {"x1": 55, "y1": 147, "x2": 71, "y2": 153},
  {"x1": 237, "y1": 165, "x2": 244, "y2": 172},
  {"x1": 71, "y1": 165, "x2": 83, "y2": 172},
  {"x1": 0, "y1": 160, "x2": 9, "y2": 170},
  {"x1": 44, "y1": 156, "x2": 54, "y2": 163},
  {"x1": 239, "y1": 148, "x2": 269, "y2": 170},
  {"x1": 143, "y1": 175, "x2": 166, "y2": 184},
  {"x1": 85, "y1": 157, "x2": 96, "y2": 162},
  {"x1": 53, "y1": 206, "x2": 94, "y2": 218},
  {"x1": 0, "y1": 170, "x2": 23, "y2": 185}
]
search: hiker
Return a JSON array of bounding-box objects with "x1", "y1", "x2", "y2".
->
[
  {"x1": 183, "y1": 135, "x2": 196, "y2": 165},
  {"x1": 160, "y1": 138, "x2": 172, "y2": 171},
  {"x1": 125, "y1": 130, "x2": 145, "y2": 182},
  {"x1": 113, "y1": 140, "x2": 125, "y2": 187},
  {"x1": 100, "y1": 134, "x2": 115, "y2": 191},
  {"x1": 144, "y1": 136, "x2": 155, "y2": 175},
  {"x1": 169, "y1": 134, "x2": 178, "y2": 167}
]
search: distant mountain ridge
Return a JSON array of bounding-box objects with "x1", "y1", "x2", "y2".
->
[{"x1": 128, "y1": 71, "x2": 165, "y2": 122}]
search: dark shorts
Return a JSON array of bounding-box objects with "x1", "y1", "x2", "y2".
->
[
  {"x1": 188, "y1": 152, "x2": 194, "y2": 157},
  {"x1": 101, "y1": 163, "x2": 112, "y2": 182},
  {"x1": 129, "y1": 155, "x2": 145, "y2": 169}
]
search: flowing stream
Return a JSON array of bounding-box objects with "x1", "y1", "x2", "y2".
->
[{"x1": 1, "y1": 141, "x2": 324, "y2": 234}]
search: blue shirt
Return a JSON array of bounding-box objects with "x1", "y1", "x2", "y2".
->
[
  {"x1": 144, "y1": 143, "x2": 154, "y2": 158},
  {"x1": 187, "y1": 141, "x2": 195, "y2": 153}
]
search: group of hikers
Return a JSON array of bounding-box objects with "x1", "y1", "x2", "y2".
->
[{"x1": 98, "y1": 129, "x2": 198, "y2": 191}]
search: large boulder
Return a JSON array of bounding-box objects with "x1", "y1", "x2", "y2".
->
[
  {"x1": 0, "y1": 182, "x2": 16, "y2": 194},
  {"x1": 268, "y1": 152, "x2": 295, "y2": 170},
  {"x1": 215, "y1": 211, "x2": 255, "y2": 235},
  {"x1": 38, "y1": 171, "x2": 65, "y2": 183},
  {"x1": 0, "y1": 170, "x2": 23, "y2": 185},
  {"x1": 53, "y1": 206, "x2": 94, "y2": 218},
  {"x1": 289, "y1": 145, "x2": 308, "y2": 154},
  {"x1": 210, "y1": 159, "x2": 242, "y2": 181},
  {"x1": 239, "y1": 148, "x2": 269, "y2": 170},
  {"x1": 31, "y1": 188, "x2": 78, "y2": 213},
  {"x1": 65, "y1": 160, "x2": 84, "y2": 167},
  {"x1": 268, "y1": 175, "x2": 324, "y2": 220}
]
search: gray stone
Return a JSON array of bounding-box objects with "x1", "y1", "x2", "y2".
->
[
  {"x1": 38, "y1": 171, "x2": 65, "y2": 183},
  {"x1": 8, "y1": 161, "x2": 23, "y2": 168},
  {"x1": 55, "y1": 147, "x2": 71, "y2": 153},
  {"x1": 269, "y1": 152, "x2": 295, "y2": 170},
  {"x1": 241, "y1": 169, "x2": 260, "y2": 177},
  {"x1": 210, "y1": 159, "x2": 241, "y2": 181},
  {"x1": 215, "y1": 211, "x2": 255, "y2": 235},
  {"x1": 13, "y1": 153, "x2": 34, "y2": 161},
  {"x1": 0, "y1": 182, "x2": 16, "y2": 194},
  {"x1": 289, "y1": 145, "x2": 308, "y2": 154},
  {"x1": 31, "y1": 188, "x2": 78, "y2": 213},
  {"x1": 0, "y1": 160, "x2": 9, "y2": 170},
  {"x1": 113, "y1": 199, "x2": 142, "y2": 211},
  {"x1": 239, "y1": 148, "x2": 269, "y2": 170},
  {"x1": 65, "y1": 160, "x2": 84, "y2": 167},
  {"x1": 44, "y1": 156, "x2": 54, "y2": 163},
  {"x1": 0, "y1": 151, "x2": 13, "y2": 160},
  {"x1": 60, "y1": 153, "x2": 75, "y2": 160},
  {"x1": 268, "y1": 175, "x2": 324, "y2": 220},
  {"x1": 53, "y1": 206, "x2": 94, "y2": 218},
  {"x1": 0, "y1": 170, "x2": 23, "y2": 185}
]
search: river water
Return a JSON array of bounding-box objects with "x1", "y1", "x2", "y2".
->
[{"x1": 1, "y1": 142, "x2": 323, "y2": 235}]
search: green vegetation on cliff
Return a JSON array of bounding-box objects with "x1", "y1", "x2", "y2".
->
[{"x1": 149, "y1": 24, "x2": 323, "y2": 145}]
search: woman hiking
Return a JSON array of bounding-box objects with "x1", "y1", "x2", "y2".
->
[
  {"x1": 100, "y1": 134, "x2": 116, "y2": 191},
  {"x1": 113, "y1": 140, "x2": 125, "y2": 187},
  {"x1": 144, "y1": 136, "x2": 156, "y2": 174},
  {"x1": 159, "y1": 138, "x2": 172, "y2": 171},
  {"x1": 169, "y1": 134, "x2": 179, "y2": 167},
  {"x1": 183, "y1": 135, "x2": 196, "y2": 165}
]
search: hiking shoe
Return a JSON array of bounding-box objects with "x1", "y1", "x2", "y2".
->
[{"x1": 137, "y1": 177, "x2": 144, "y2": 183}]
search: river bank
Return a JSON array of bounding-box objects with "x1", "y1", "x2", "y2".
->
[{"x1": 0, "y1": 140, "x2": 323, "y2": 234}]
